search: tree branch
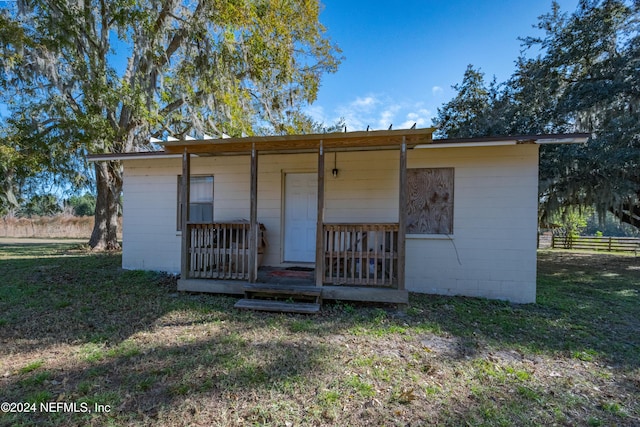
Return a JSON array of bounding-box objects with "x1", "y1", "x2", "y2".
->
[
  {"x1": 159, "y1": 90, "x2": 206, "y2": 116},
  {"x1": 157, "y1": 1, "x2": 206, "y2": 68}
]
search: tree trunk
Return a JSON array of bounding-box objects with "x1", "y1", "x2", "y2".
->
[{"x1": 89, "y1": 160, "x2": 122, "y2": 250}]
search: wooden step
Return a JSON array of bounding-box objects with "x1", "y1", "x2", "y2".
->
[
  {"x1": 243, "y1": 284, "x2": 322, "y2": 298},
  {"x1": 234, "y1": 298, "x2": 321, "y2": 314}
]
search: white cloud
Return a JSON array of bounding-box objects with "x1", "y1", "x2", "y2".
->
[
  {"x1": 432, "y1": 86, "x2": 444, "y2": 96},
  {"x1": 377, "y1": 104, "x2": 401, "y2": 129},
  {"x1": 313, "y1": 94, "x2": 437, "y2": 132},
  {"x1": 335, "y1": 94, "x2": 384, "y2": 130},
  {"x1": 306, "y1": 104, "x2": 327, "y2": 124},
  {"x1": 399, "y1": 104, "x2": 433, "y2": 129},
  {"x1": 350, "y1": 96, "x2": 379, "y2": 110},
  {"x1": 399, "y1": 108, "x2": 431, "y2": 130},
  {"x1": 336, "y1": 105, "x2": 366, "y2": 130}
]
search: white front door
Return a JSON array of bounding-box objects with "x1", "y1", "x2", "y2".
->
[{"x1": 284, "y1": 172, "x2": 318, "y2": 262}]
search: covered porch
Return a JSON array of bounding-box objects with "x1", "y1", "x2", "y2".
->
[{"x1": 164, "y1": 128, "x2": 435, "y2": 304}]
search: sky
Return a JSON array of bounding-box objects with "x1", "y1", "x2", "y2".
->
[{"x1": 309, "y1": 0, "x2": 579, "y2": 131}]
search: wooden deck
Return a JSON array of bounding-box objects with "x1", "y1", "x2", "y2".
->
[
  {"x1": 178, "y1": 273, "x2": 408, "y2": 304},
  {"x1": 181, "y1": 221, "x2": 407, "y2": 304},
  {"x1": 178, "y1": 136, "x2": 409, "y2": 303}
]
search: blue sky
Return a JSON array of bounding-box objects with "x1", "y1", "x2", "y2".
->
[{"x1": 310, "y1": 0, "x2": 579, "y2": 131}]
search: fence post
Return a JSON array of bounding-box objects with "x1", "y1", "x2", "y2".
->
[{"x1": 608, "y1": 237, "x2": 612, "y2": 252}]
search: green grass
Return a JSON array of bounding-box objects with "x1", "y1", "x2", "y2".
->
[
  {"x1": 0, "y1": 242, "x2": 639, "y2": 426},
  {"x1": 18, "y1": 360, "x2": 44, "y2": 374}
]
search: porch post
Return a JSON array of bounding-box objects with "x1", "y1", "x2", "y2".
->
[
  {"x1": 397, "y1": 138, "x2": 407, "y2": 290},
  {"x1": 180, "y1": 148, "x2": 191, "y2": 280},
  {"x1": 248, "y1": 143, "x2": 258, "y2": 283},
  {"x1": 315, "y1": 140, "x2": 325, "y2": 287}
]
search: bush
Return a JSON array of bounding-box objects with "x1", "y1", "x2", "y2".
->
[{"x1": 66, "y1": 193, "x2": 96, "y2": 216}]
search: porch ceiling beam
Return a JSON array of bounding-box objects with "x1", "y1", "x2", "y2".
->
[{"x1": 162, "y1": 128, "x2": 434, "y2": 155}]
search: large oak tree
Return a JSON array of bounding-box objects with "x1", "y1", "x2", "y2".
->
[
  {"x1": 0, "y1": 0, "x2": 341, "y2": 249},
  {"x1": 433, "y1": 0, "x2": 640, "y2": 228}
]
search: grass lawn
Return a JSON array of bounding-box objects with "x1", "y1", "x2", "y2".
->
[{"x1": 0, "y1": 242, "x2": 638, "y2": 426}]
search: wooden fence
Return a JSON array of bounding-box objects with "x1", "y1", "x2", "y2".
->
[
  {"x1": 552, "y1": 235, "x2": 640, "y2": 253},
  {"x1": 0, "y1": 215, "x2": 122, "y2": 239},
  {"x1": 323, "y1": 223, "x2": 399, "y2": 287}
]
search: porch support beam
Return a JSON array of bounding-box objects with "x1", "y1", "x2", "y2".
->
[
  {"x1": 397, "y1": 138, "x2": 407, "y2": 290},
  {"x1": 315, "y1": 140, "x2": 325, "y2": 287},
  {"x1": 249, "y1": 143, "x2": 258, "y2": 283},
  {"x1": 180, "y1": 148, "x2": 191, "y2": 280}
]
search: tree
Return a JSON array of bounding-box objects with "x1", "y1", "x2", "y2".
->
[
  {"x1": 18, "y1": 193, "x2": 61, "y2": 217},
  {"x1": 67, "y1": 193, "x2": 96, "y2": 216},
  {"x1": 0, "y1": 135, "x2": 22, "y2": 216},
  {"x1": 0, "y1": 0, "x2": 341, "y2": 249},
  {"x1": 522, "y1": 0, "x2": 640, "y2": 228},
  {"x1": 433, "y1": 0, "x2": 640, "y2": 229},
  {"x1": 432, "y1": 65, "x2": 491, "y2": 139},
  {"x1": 0, "y1": 118, "x2": 71, "y2": 216}
]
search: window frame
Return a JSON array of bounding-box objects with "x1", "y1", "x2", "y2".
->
[{"x1": 177, "y1": 174, "x2": 214, "y2": 231}]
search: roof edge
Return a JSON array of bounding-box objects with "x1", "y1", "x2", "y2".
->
[
  {"x1": 416, "y1": 133, "x2": 589, "y2": 149},
  {"x1": 87, "y1": 152, "x2": 180, "y2": 162},
  {"x1": 87, "y1": 132, "x2": 590, "y2": 161}
]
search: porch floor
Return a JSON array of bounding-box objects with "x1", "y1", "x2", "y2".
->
[{"x1": 257, "y1": 266, "x2": 315, "y2": 286}]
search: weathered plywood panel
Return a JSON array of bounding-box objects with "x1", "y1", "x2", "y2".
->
[{"x1": 406, "y1": 168, "x2": 454, "y2": 234}]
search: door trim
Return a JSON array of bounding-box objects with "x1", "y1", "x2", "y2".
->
[{"x1": 280, "y1": 169, "x2": 317, "y2": 264}]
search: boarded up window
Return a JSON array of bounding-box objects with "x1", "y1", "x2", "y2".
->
[{"x1": 406, "y1": 168, "x2": 454, "y2": 234}]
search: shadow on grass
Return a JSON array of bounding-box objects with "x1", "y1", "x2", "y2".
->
[
  {"x1": 2, "y1": 327, "x2": 330, "y2": 425},
  {"x1": 400, "y1": 251, "x2": 639, "y2": 369},
  {"x1": 1, "y1": 244, "x2": 639, "y2": 425},
  {"x1": 3, "y1": 244, "x2": 636, "y2": 367},
  {"x1": 0, "y1": 243, "x2": 331, "y2": 424}
]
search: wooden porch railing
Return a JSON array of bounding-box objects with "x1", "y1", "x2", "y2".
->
[
  {"x1": 188, "y1": 222, "x2": 263, "y2": 280},
  {"x1": 323, "y1": 223, "x2": 399, "y2": 287}
]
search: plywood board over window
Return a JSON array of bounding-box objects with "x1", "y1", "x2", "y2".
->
[{"x1": 407, "y1": 168, "x2": 454, "y2": 234}]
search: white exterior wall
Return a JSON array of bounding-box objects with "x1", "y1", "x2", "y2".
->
[
  {"x1": 122, "y1": 158, "x2": 182, "y2": 272},
  {"x1": 405, "y1": 144, "x2": 539, "y2": 303},
  {"x1": 121, "y1": 144, "x2": 539, "y2": 303}
]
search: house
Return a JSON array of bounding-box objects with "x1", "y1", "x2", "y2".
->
[{"x1": 90, "y1": 128, "x2": 588, "y2": 305}]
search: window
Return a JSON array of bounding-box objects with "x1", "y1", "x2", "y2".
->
[
  {"x1": 177, "y1": 175, "x2": 214, "y2": 230},
  {"x1": 406, "y1": 168, "x2": 454, "y2": 234}
]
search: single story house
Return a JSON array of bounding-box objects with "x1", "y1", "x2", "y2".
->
[{"x1": 91, "y1": 128, "x2": 588, "y2": 304}]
